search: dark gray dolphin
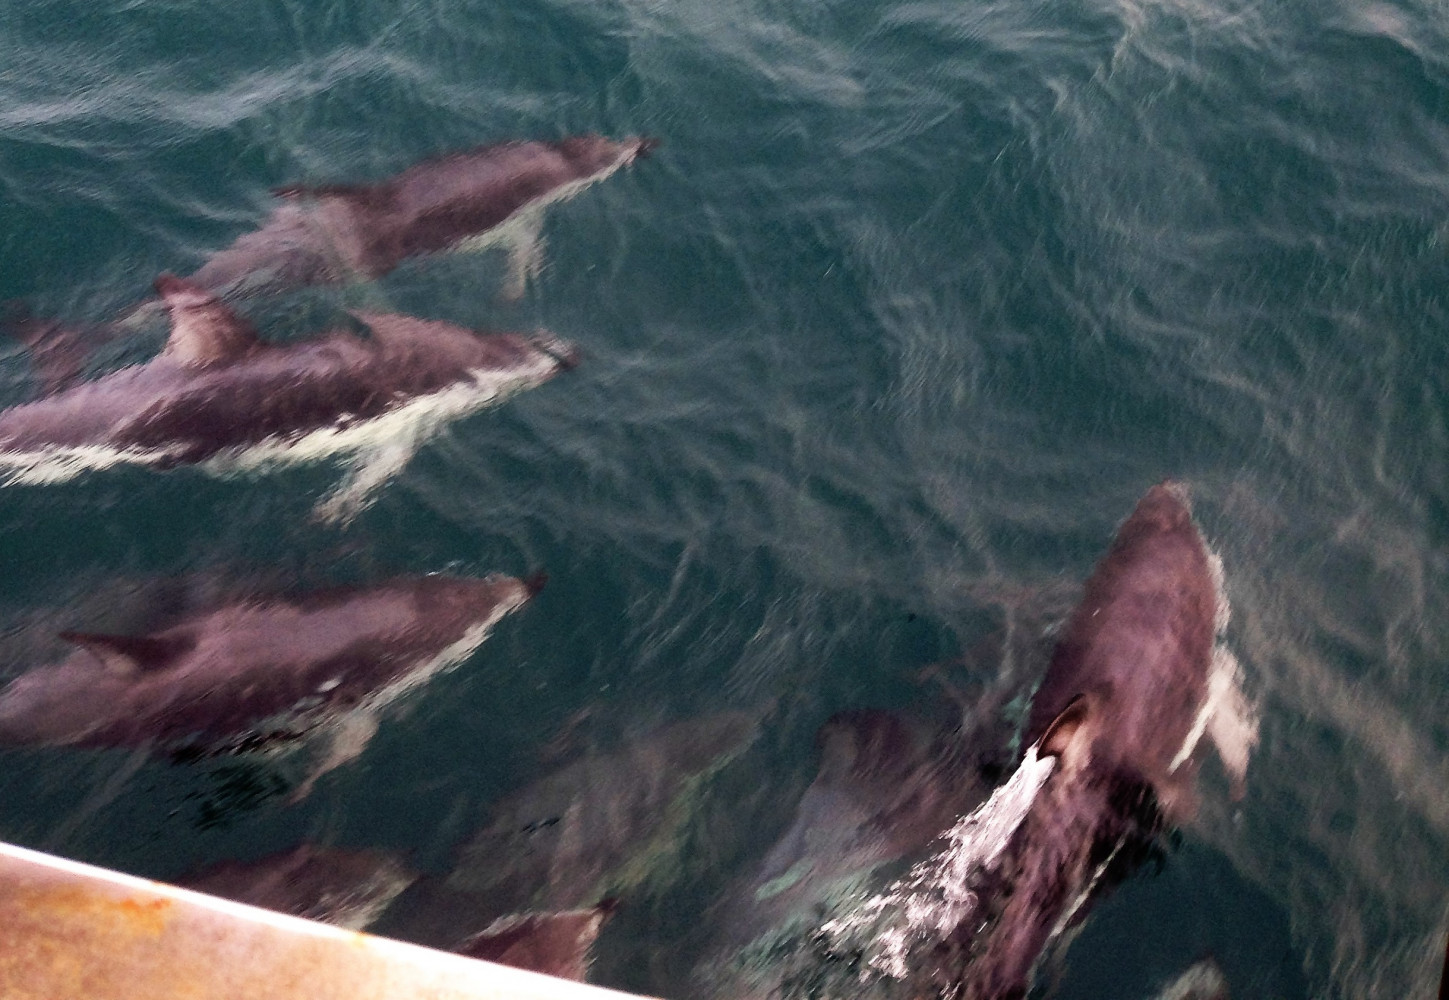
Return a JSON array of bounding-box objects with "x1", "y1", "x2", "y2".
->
[
  {"x1": 931, "y1": 483, "x2": 1252, "y2": 999},
  {"x1": 0, "y1": 573, "x2": 541, "y2": 796},
  {"x1": 0, "y1": 276, "x2": 577, "y2": 518},
  {"x1": 802, "y1": 483, "x2": 1254, "y2": 1000},
  {"x1": 179, "y1": 843, "x2": 417, "y2": 930},
  {"x1": 188, "y1": 135, "x2": 657, "y2": 300}
]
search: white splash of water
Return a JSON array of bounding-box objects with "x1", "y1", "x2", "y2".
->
[{"x1": 819, "y1": 746, "x2": 1057, "y2": 980}]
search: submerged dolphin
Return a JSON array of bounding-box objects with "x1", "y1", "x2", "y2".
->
[
  {"x1": 372, "y1": 712, "x2": 759, "y2": 952},
  {"x1": 700, "y1": 708, "x2": 1010, "y2": 991},
  {"x1": 0, "y1": 276, "x2": 577, "y2": 518},
  {"x1": 0, "y1": 573, "x2": 541, "y2": 796},
  {"x1": 458, "y1": 901, "x2": 618, "y2": 982},
  {"x1": 187, "y1": 135, "x2": 657, "y2": 300},
  {"x1": 802, "y1": 483, "x2": 1255, "y2": 999},
  {"x1": 180, "y1": 843, "x2": 418, "y2": 931}
]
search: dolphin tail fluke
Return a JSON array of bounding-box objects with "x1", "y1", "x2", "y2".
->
[{"x1": 0, "y1": 305, "x2": 124, "y2": 394}]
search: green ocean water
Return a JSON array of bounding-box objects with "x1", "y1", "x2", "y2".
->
[{"x1": 0, "y1": 0, "x2": 1446, "y2": 996}]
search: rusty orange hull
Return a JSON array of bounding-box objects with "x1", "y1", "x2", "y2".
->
[{"x1": 0, "y1": 840, "x2": 651, "y2": 1000}]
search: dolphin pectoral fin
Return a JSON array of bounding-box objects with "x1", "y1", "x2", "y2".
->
[
  {"x1": 314, "y1": 439, "x2": 418, "y2": 524},
  {"x1": 1167, "y1": 647, "x2": 1256, "y2": 799},
  {"x1": 289, "y1": 710, "x2": 380, "y2": 803},
  {"x1": 1039, "y1": 695, "x2": 1091, "y2": 763},
  {"x1": 500, "y1": 209, "x2": 546, "y2": 301},
  {"x1": 1203, "y1": 648, "x2": 1257, "y2": 799}
]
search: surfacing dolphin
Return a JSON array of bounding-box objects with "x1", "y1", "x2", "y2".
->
[
  {"x1": 0, "y1": 275, "x2": 577, "y2": 519},
  {"x1": 188, "y1": 134, "x2": 658, "y2": 301},
  {"x1": 0, "y1": 572, "x2": 541, "y2": 798},
  {"x1": 805, "y1": 483, "x2": 1255, "y2": 1000}
]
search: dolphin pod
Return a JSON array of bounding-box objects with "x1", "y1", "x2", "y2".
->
[{"x1": 0, "y1": 130, "x2": 1261, "y2": 997}]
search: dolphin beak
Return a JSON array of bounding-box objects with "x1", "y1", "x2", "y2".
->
[
  {"x1": 524, "y1": 571, "x2": 548, "y2": 597},
  {"x1": 635, "y1": 136, "x2": 661, "y2": 159},
  {"x1": 534, "y1": 334, "x2": 581, "y2": 371}
]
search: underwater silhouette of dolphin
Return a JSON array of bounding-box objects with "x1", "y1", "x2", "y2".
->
[
  {"x1": 458, "y1": 900, "x2": 618, "y2": 982},
  {"x1": 180, "y1": 843, "x2": 418, "y2": 931},
  {"x1": 0, "y1": 275, "x2": 577, "y2": 518},
  {"x1": 188, "y1": 134, "x2": 658, "y2": 300},
  {"x1": 0, "y1": 573, "x2": 541, "y2": 796}
]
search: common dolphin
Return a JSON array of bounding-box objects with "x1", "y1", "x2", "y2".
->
[
  {"x1": 180, "y1": 843, "x2": 417, "y2": 930},
  {"x1": 804, "y1": 483, "x2": 1254, "y2": 999},
  {"x1": 187, "y1": 135, "x2": 657, "y2": 300},
  {"x1": 0, "y1": 276, "x2": 577, "y2": 518},
  {"x1": 0, "y1": 573, "x2": 541, "y2": 796}
]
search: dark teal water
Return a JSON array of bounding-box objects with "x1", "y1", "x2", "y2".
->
[{"x1": 1, "y1": 0, "x2": 1447, "y2": 996}]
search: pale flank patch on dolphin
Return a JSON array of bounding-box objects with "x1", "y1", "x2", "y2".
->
[
  {"x1": 1169, "y1": 645, "x2": 1258, "y2": 790},
  {"x1": 196, "y1": 351, "x2": 565, "y2": 523},
  {"x1": 287, "y1": 588, "x2": 531, "y2": 800},
  {"x1": 0, "y1": 443, "x2": 186, "y2": 486},
  {"x1": 447, "y1": 152, "x2": 638, "y2": 300},
  {"x1": 457, "y1": 902, "x2": 617, "y2": 981}
]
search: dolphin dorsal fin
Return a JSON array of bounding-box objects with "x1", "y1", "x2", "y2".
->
[
  {"x1": 1039, "y1": 695, "x2": 1091, "y2": 761},
  {"x1": 154, "y1": 274, "x2": 261, "y2": 367},
  {"x1": 58, "y1": 631, "x2": 194, "y2": 677}
]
